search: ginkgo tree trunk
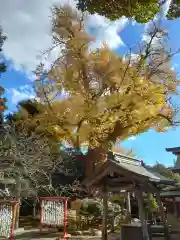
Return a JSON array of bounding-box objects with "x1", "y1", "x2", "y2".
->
[{"x1": 31, "y1": 5, "x2": 180, "y2": 178}]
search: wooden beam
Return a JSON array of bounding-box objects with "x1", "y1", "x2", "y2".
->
[
  {"x1": 84, "y1": 162, "x2": 110, "y2": 187},
  {"x1": 106, "y1": 184, "x2": 133, "y2": 192},
  {"x1": 106, "y1": 182, "x2": 131, "y2": 187},
  {"x1": 102, "y1": 185, "x2": 108, "y2": 240},
  {"x1": 105, "y1": 182, "x2": 157, "y2": 193},
  {"x1": 109, "y1": 177, "x2": 132, "y2": 182},
  {"x1": 109, "y1": 164, "x2": 149, "y2": 184},
  {"x1": 136, "y1": 188, "x2": 150, "y2": 240},
  {"x1": 132, "y1": 184, "x2": 156, "y2": 193}
]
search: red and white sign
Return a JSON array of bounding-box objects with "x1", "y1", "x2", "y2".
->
[
  {"x1": 0, "y1": 201, "x2": 18, "y2": 240},
  {"x1": 40, "y1": 197, "x2": 70, "y2": 239}
]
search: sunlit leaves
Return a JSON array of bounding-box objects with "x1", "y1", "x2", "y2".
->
[
  {"x1": 152, "y1": 163, "x2": 180, "y2": 185},
  {"x1": 166, "y1": 2, "x2": 180, "y2": 20},
  {"x1": 77, "y1": 0, "x2": 160, "y2": 23},
  {"x1": 30, "y1": 6, "x2": 179, "y2": 150},
  {"x1": 77, "y1": 0, "x2": 180, "y2": 23}
]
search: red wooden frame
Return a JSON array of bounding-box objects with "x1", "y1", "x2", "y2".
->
[
  {"x1": 0, "y1": 200, "x2": 19, "y2": 240},
  {"x1": 40, "y1": 197, "x2": 70, "y2": 239}
]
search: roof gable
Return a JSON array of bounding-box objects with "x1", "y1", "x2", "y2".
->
[{"x1": 82, "y1": 151, "x2": 175, "y2": 189}]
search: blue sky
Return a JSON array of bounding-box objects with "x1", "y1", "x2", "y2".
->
[
  {"x1": 119, "y1": 17, "x2": 180, "y2": 166},
  {"x1": 118, "y1": 17, "x2": 180, "y2": 166},
  {"x1": 1, "y1": 0, "x2": 180, "y2": 166}
]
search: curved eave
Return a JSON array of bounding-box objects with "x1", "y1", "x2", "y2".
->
[
  {"x1": 161, "y1": 191, "x2": 180, "y2": 197},
  {"x1": 166, "y1": 147, "x2": 180, "y2": 155}
]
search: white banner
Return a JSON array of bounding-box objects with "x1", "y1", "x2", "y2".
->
[
  {"x1": 0, "y1": 204, "x2": 13, "y2": 238},
  {"x1": 41, "y1": 200, "x2": 64, "y2": 226}
]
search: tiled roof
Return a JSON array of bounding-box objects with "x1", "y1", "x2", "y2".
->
[
  {"x1": 83, "y1": 152, "x2": 175, "y2": 188},
  {"x1": 110, "y1": 152, "x2": 174, "y2": 184},
  {"x1": 166, "y1": 147, "x2": 180, "y2": 155},
  {"x1": 161, "y1": 191, "x2": 180, "y2": 197},
  {"x1": 109, "y1": 153, "x2": 158, "y2": 181}
]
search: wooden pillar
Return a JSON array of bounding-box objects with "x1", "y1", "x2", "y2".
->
[
  {"x1": 126, "y1": 192, "x2": 131, "y2": 216},
  {"x1": 32, "y1": 199, "x2": 37, "y2": 218},
  {"x1": 173, "y1": 197, "x2": 177, "y2": 217},
  {"x1": 136, "y1": 189, "x2": 150, "y2": 240},
  {"x1": 156, "y1": 191, "x2": 170, "y2": 240},
  {"x1": 102, "y1": 186, "x2": 108, "y2": 240},
  {"x1": 14, "y1": 175, "x2": 21, "y2": 229}
]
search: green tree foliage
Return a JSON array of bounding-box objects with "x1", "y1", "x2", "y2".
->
[
  {"x1": 80, "y1": 198, "x2": 103, "y2": 219},
  {"x1": 166, "y1": 1, "x2": 180, "y2": 20},
  {"x1": 0, "y1": 86, "x2": 6, "y2": 124},
  {"x1": 0, "y1": 27, "x2": 6, "y2": 74},
  {"x1": 145, "y1": 162, "x2": 180, "y2": 218},
  {"x1": 0, "y1": 27, "x2": 7, "y2": 123},
  {"x1": 77, "y1": 0, "x2": 160, "y2": 23},
  {"x1": 152, "y1": 163, "x2": 180, "y2": 184},
  {"x1": 145, "y1": 193, "x2": 158, "y2": 213},
  {"x1": 79, "y1": 198, "x2": 121, "y2": 219},
  {"x1": 77, "y1": 0, "x2": 180, "y2": 23},
  {"x1": 109, "y1": 194, "x2": 125, "y2": 206},
  {"x1": 6, "y1": 99, "x2": 43, "y2": 122},
  {"x1": 5, "y1": 99, "x2": 61, "y2": 154}
]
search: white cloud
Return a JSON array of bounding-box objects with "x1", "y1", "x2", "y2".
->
[
  {"x1": 86, "y1": 14, "x2": 128, "y2": 49},
  {"x1": 123, "y1": 53, "x2": 140, "y2": 65},
  {"x1": 11, "y1": 89, "x2": 35, "y2": 104},
  {"x1": 172, "y1": 63, "x2": 180, "y2": 69},
  {"x1": 142, "y1": 0, "x2": 172, "y2": 43},
  {"x1": 128, "y1": 136, "x2": 136, "y2": 141},
  {"x1": 162, "y1": 0, "x2": 172, "y2": 17},
  {"x1": 142, "y1": 29, "x2": 166, "y2": 47},
  {"x1": 8, "y1": 85, "x2": 36, "y2": 105},
  {"x1": 0, "y1": 0, "x2": 127, "y2": 76},
  {"x1": 0, "y1": 0, "x2": 67, "y2": 73}
]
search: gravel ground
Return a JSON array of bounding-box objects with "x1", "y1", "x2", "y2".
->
[
  {"x1": 14, "y1": 228, "x2": 59, "y2": 240},
  {"x1": 13, "y1": 229, "x2": 102, "y2": 240},
  {"x1": 10, "y1": 228, "x2": 180, "y2": 240}
]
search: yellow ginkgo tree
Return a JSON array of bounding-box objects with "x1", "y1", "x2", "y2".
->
[{"x1": 29, "y1": 5, "x2": 179, "y2": 177}]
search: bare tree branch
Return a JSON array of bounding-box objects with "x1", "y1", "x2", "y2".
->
[{"x1": 0, "y1": 123, "x2": 80, "y2": 198}]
